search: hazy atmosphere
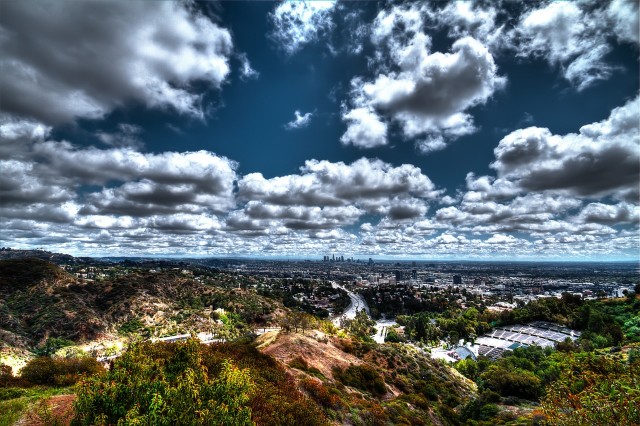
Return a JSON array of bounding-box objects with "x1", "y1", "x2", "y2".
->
[{"x1": 1, "y1": 0, "x2": 638, "y2": 260}]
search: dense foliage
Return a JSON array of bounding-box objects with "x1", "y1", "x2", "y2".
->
[
  {"x1": 73, "y1": 340, "x2": 254, "y2": 425},
  {"x1": 541, "y1": 352, "x2": 640, "y2": 425},
  {"x1": 398, "y1": 306, "x2": 492, "y2": 345},
  {"x1": 73, "y1": 339, "x2": 328, "y2": 426},
  {"x1": 340, "y1": 309, "x2": 376, "y2": 342},
  {"x1": 332, "y1": 364, "x2": 386, "y2": 397},
  {"x1": 451, "y1": 293, "x2": 640, "y2": 424},
  {"x1": 20, "y1": 356, "x2": 104, "y2": 387}
]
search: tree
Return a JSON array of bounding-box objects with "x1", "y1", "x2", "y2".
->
[
  {"x1": 342, "y1": 309, "x2": 376, "y2": 341},
  {"x1": 20, "y1": 356, "x2": 103, "y2": 386},
  {"x1": 72, "y1": 339, "x2": 255, "y2": 426},
  {"x1": 541, "y1": 353, "x2": 640, "y2": 425}
]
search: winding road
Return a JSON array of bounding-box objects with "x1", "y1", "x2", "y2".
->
[{"x1": 331, "y1": 282, "x2": 397, "y2": 343}]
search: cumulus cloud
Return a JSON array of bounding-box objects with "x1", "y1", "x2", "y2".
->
[
  {"x1": 0, "y1": 1, "x2": 233, "y2": 125},
  {"x1": 233, "y1": 158, "x2": 440, "y2": 231},
  {"x1": 269, "y1": 1, "x2": 337, "y2": 55},
  {"x1": 422, "y1": 1, "x2": 637, "y2": 91},
  {"x1": 0, "y1": 115, "x2": 51, "y2": 142},
  {"x1": 238, "y1": 157, "x2": 440, "y2": 208},
  {"x1": 0, "y1": 140, "x2": 238, "y2": 225},
  {"x1": 285, "y1": 110, "x2": 313, "y2": 130},
  {"x1": 342, "y1": 4, "x2": 504, "y2": 152},
  {"x1": 512, "y1": 1, "x2": 635, "y2": 90},
  {"x1": 576, "y1": 202, "x2": 640, "y2": 225},
  {"x1": 491, "y1": 96, "x2": 639, "y2": 199},
  {"x1": 606, "y1": 0, "x2": 640, "y2": 45},
  {"x1": 0, "y1": 159, "x2": 73, "y2": 206},
  {"x1": 340, "y1": 106, "x2": 388, "y2": 148},
  {"x1": 426, "y1": 97, "x2": 640, "y2": 240},
  {"x1": 227, "y1": 202, "x2": 362, "y2": 232},
  {"x1": 426, "y1": 2, "x2": 506, "y2": 50},
  {"x1": 34, "y1": 143, "x2": 238, "y2": 197}
]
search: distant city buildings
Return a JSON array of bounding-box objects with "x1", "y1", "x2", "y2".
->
[{"x1": 323, "y1": 254, "x2": 351, "y2": 262}]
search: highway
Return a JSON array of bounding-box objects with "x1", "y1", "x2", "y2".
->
[{"x1": 331, "y1": 282, "x2": 396, "y2": 343}]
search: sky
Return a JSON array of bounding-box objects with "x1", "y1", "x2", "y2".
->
[{"x1": 0, "y1": 0, "x2": 639, "y2": 260}]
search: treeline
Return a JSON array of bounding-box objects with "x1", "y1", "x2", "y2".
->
[
  {"x1": 397, "y1": 307, "x2": 493, "y2": 345},
  {"x1": 496, "y1": 292, "x2": 640, "y2": 348},
  {"x1": 397, "y1": 290, "x2": 640, "y2": 348},
  {"x1": 361, "y1": 285, "x2": 488, "y2": 318},
  {"x1": 455, "y1": 344, "x2": 640, "y2": 424},
  {"x1": 1, "y1": 356, "x2": 103, "y2": 388}
]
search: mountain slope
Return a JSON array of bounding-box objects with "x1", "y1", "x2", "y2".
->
[{"x1": 0, "y1": 259, "x2": 281, "y2": 349}]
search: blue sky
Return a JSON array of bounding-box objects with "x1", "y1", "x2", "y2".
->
[{"x1": 1, "y1": 0, "x2": 638, "y2": 260}]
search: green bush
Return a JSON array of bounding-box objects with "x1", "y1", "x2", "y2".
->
[
  {"x1": 20, "y1": 356, "x2": 104, "y2": 386},
  {"x1": 73, "y1": 339, "x2": 330, "y2": 426},
  {"x1": 481, "y1": 365, "x2": 542, "y2": 400},
  {"x1": 117, "y1": 318, "x2": 144, "y2": 335},
  {"x1": 73, "y1": 339, "x2": 254, "y2": 426},
  {"x1": 333, "y1": 364, "x2": 386, "y2": 397},
  {"x1": 0, "y1": 387, "x2": 28, "y2": 401},
  {"x1": 34, "y1": 337, "x2": 75, "y2": 357},
  {"x1": 542, "y1": 353, "x2": 640, "y2": 425}
]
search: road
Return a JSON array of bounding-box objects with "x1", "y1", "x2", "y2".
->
[
  {"x1": 331, "y1": 282, "x2": 370, "y2": 326},
  {"x1": 331, "y1": 282, "x2": 396, "y2": 343}
]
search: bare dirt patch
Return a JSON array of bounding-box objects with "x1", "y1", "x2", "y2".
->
[{"x1": 260, "y1": 330, "x2": 362, "y2": 380}]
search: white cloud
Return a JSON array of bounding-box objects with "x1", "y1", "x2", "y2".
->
[
  {"x1": 513, "y1": 2, "x2": 613, "y2": 90},
  {"x1": 429, "y1": 2, "x2": 505, "y2": 51},
  {"x1": 238, "y1": 157, "x2": 440, "y2": 208},
  {"x1": 426, "y1": 97, "x2": 640, "y2": 241},
  {"x1": 606, "y1": 0, "x2": 639, "y2": 45},
  {"x1": 0, "y1": 1, "x2": 233, "y2": 124},
  {"x1": 0, "y1": 115, "x2": 51, "y2": 142},
  {"x1": 269, "y1": 1, "x2": 337, "y2": 55},
  {"x1": 0, "y1": 159, "x2": 73, "y2": 206},
  {"x1": 227, "y1": 202, "x2": 362, "y2": 232},
  {"x1": 237, "y1": 53, "x2": 259, "y2": 80},
  {"x1": 490, "y1": 95, "x2": 639, "y2": 199},
  {"x1": 576, "y1": 202, "x2": 640, "y2": 225},
  {"x1": 285, "y1": 110, "x2": 313, "y2": 130},
  {"x1": 342, "y1": 3, "x2": 504, "y2": 152},
  {"x1": 0, "y1": 140, "x2": 239, "y2": 225},
  {"x1": 340, "y1": 106, "x2": 388, "y2": 148}
]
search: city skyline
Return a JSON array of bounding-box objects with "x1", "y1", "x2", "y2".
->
[{"x1": 1, "y1": 1, "x2": 638, "y2": 260}]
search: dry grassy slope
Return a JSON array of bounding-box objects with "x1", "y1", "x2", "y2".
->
[
  {"x1": 0, "y1": 259, "x2": 282, "y2": 350},
  {"x1": 258, "y1": 330, "x2": 363, "y2": 381},
  {"x1": 257, "y1": 329, "x2": 477, "y2": 426},
  {"x1": 0, "y1": 259, "x2": 104, "y2": 346}
]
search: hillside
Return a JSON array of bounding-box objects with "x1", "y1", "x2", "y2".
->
[
  {"x1": 258, "y1": 329, "x2": 476, "y2": 425},
  {"x1": 0, "y1": 259, "x2": 282, "y2": 352}
]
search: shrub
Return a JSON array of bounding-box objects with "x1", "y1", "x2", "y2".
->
[
  {"x1": 73, "y1": 340, "x2": 330, "y2": 426},
  {"x1": 289, "y1": 357, "x2": 324, "y2": 379},
  {"x1": 289, "y1": 356, "x2": 309, "y2": 370},
  {"x1": 542, "y1": 353, "x2": 640, "y2": 425},
  {"x1": 481, "y1": 365, "x2": 542, "y2": 400},
  {"x1": 73, "y1": 340, "x2": 254, "y2": 426},
  {"x1": 20, "y1": 356, "x2": 104, "y2": 386},
  {"x1": 301, "y1": 378, "x2": 342, "y2": 409},
  {"x1": 333, "y1": 364, "x2": 386, "y2": 397}
]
